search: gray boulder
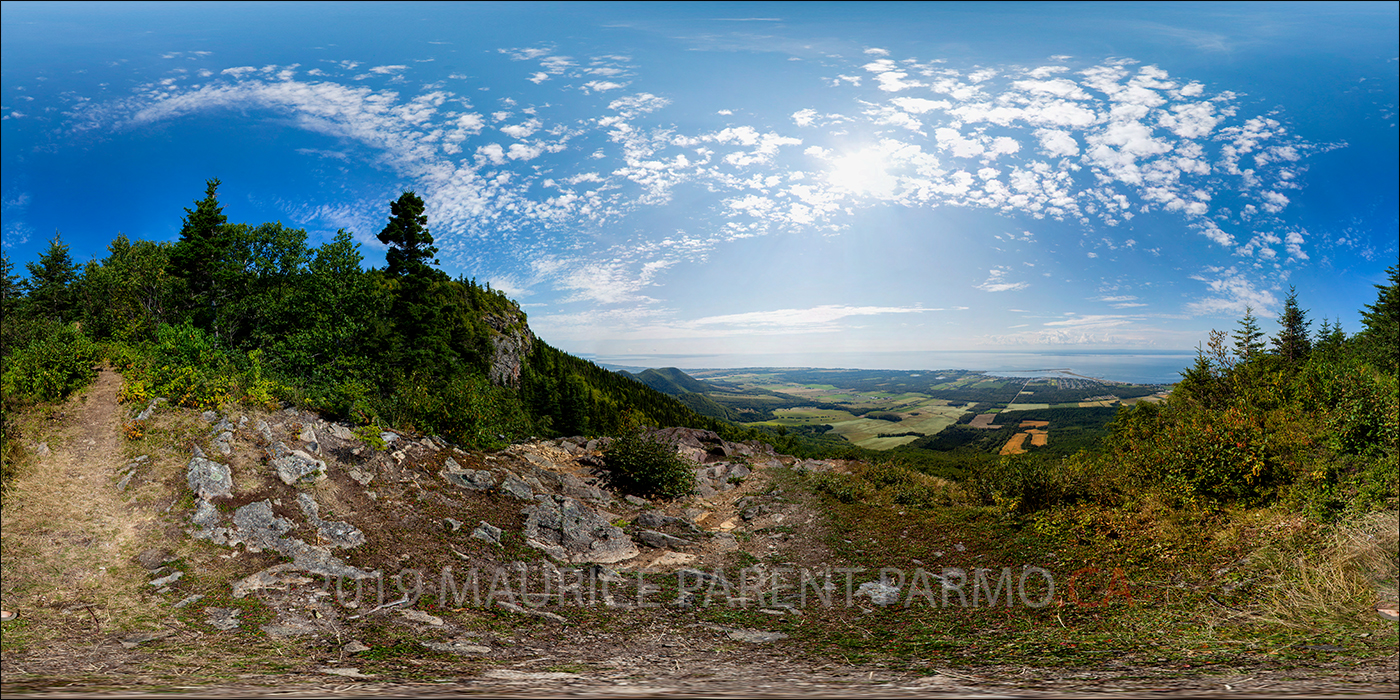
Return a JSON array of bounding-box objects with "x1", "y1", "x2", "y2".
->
[
  {"x1": 523, "y1": 496, "x2": 638, "y2": 564},
  {"x1": 297, "y1": 493, "x2": 365, "y2": 548},
  {"x1": 443, "y1": 468, "x2": 496, "y2": 491},
  {"x1": 272, "y1": 446, "x2": 327, "y2": 486},
  {"x1": 187, "y1": 456, "x2": 232, "y2": 500},
  {"x1": 498, "y1": 470, "x2": 535, "y2": 501},
  {"x1": 471, "y1": 521, "x2": 503, "y2": 546}
]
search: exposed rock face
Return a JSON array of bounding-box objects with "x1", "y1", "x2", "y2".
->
[
  {"x1": 187, "y1": 456, "x2": 232, "y2": 500},
  {"x1": 523, "y1": 495, "x2": 639, "y2": 564},
  {"x1": 269, "y1": 442, "x2": 327, "y2": 486},
  {"x1": 484, "y1": 311, "x2": 535, "y2": 388}
]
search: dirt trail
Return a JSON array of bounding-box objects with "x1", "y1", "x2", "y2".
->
[{"x1": 1, "y1": 368, "x2": 158, "y2": 628}]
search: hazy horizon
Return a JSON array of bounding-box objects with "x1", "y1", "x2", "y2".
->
[{"x1": 4, "y1": 2, "x2": 1396, "y2": 368}]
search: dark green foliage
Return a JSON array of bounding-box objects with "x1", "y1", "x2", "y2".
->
[
  {"x1": 1233, "y1": 305, "x2": 1266, "y2": 361},
  {"x1": 0, "y1": 323, "x2": 100, "y2": 402},
  {"x1": 22, "y1": 231, "x2": 80, "y2": 324},
  {"x1": 1272, "y1": 285, "x2": 1312, "y2": 365},
  {"x1": 600, "y1": 429, "x2": 697, "y2": 499},
  {"x1": 74, "y1": 235, "x2": 173, "y2": 343},
  {"x1": 377, "y1": 191, "x2": 439, "y2": 279},
  {"x1": 1356, "y1": 263, "x2": 1398, "y2": 373},
  {"x1": 627, "y1": 367, "x2": 716, "y2": 395},
  {"x1": 166, "y1": 178, "x2": 231, "y2": 327}
]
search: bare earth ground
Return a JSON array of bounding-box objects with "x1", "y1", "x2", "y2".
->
[{"x1": 2, "y1": 370, "x2": 1397, "y2": 698}]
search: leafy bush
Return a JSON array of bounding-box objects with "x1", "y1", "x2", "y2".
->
[
  {"x1": 601, "y1": 429, "x2": 697, "y2": 499},
  {"x1": 0, "y1": 324, "x2": 100, "y2": 402}
]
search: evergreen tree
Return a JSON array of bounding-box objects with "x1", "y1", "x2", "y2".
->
[
  {"x1": 1356, "y1": 263, "x2": 1399, "y2": 372},
  {"x1": 167, "y1": 178, "x2": 230, "y2": 328},
  {"x1": 1312, "y1": 318, "x2": 1347, "y2": 361},
  {"x1": 375, "y1": 192, "x2": 452, "y2": 373},
  {"x1": 1271, "y1": 286, "x2": 1311, "y2": 364},
  {"x1": 23, "y1": 230, "x2": 80, "y2": 323},
  {"x1": 1232, "y1": 305, "x2": 1266, "y2": 361},
  {"x1": 377, "y1": 191, "x2": 440, "y2": 279}
]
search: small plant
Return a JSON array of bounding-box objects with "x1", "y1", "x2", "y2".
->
[
  {"x1": 353, "y1": 424, "x2": 388, "y2": 451},
  {"x1": 123, "y1": 420, "x2": 146, "y2": 441},
  {"x1": 600, "y1": 429, "x2": 697, "y2": 500}
]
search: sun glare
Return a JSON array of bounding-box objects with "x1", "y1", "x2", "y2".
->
[{"x1": 826, "y1": 148, "x2": 897, "y2": 196}]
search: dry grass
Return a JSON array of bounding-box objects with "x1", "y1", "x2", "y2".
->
[
  {"x1": 1253, "y1": 511, "x2": 1399, "y2": 629},
  {"x1": 0, "y1": 370, "x2": 172, "y2": 639}
]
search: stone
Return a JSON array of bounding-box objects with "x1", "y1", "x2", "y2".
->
[
  {"x1": 149, "y1": 570, "x2": 183, "y2": 587},
  {"x1": 443, "y1": 468, "x2": 495, "y2": 491},
  {"x1": 347, "y1": 465, "x2": 374, "y2": 486},
  {"x1": 320, "y1": 667, "x2": 373, "y2": 678},
  {"x1": 498, "y1": 471, "x2": 534, "y2": 501},
  {"x1": 173, "y1": 594, "x2": 204, "y2": 609},
  {"x1": 134, "y1": 548, "x2": 174, "y2": 570},
  {"x1": 297, "y1": 493, "x2": 365, "y2": 548},
  {"x1": 399, "y1": 609, "x2": 444, "y2": 626},
  {"x1": 856, "y1": 581, "x2": 902, "y2": 606},
  {"x1": 727, "y1": 629, "x2": 789, "y2": 643},
  {"x1": 255, "y1": 420, "x2": 274, "y2": 443},
  {"x1": 484, "y1": 669, "x2": 581, "y2": 681},
  {"x1": 34, "y1": 442, "x2": 51, "y2": 457},
  {"x1": 273, "y1": 449, "x2": 327, "y2": 486},
  {"x1": 206, "y1": 607, "x2": 241, "y2": 631},
  {"x1": 201, "y1": 410, "x2": 219, "y2": 423},
  {"x1": 523, "y1": 496, "x2": 639, "y2": 564},
  {"x1": 134, "y1": 397, "x2": 166, "y2": 422},
  {"x1": 471, "y1": 521, "x2": 503, "y2": 546},
  {"x1": 495, "y1": 600, "x2": 567, "y2": 623},
  {"x1": 624, "y1": 495, "x2": 650, "y2": 506},
  {"x1": 444, "y1": 517, "x2": 463, "y2": 533},
  {"x1": 639, "y1": 530, "x2": 693, "y2": 549},
  {"x1": 231, "y1": 501, "x2": 296, "y2": 552},
  {"x1": 344, "y1": 640, "x2": 371, "y2": 653},
  {"x1": 187, "y1": 456, "x2": 232, "y2": 500},
  {"x1": 212, "y1": 431, "x2": 234, "y2": 457},
  {"x1": 328, "y1": 423, "x2": 357, "y2": 441},
  {"x1": 635, "y1": 510, "x2": 699, "y2": 532},
  {"x1": 299, "y1": 426, "x2": 318, "y2": 444},
  {"x1": 421, "y1": 639, "x2": 492, "y2": 655}
]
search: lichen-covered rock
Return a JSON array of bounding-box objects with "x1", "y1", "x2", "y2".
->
[
  {"x1": 272, "y1": 447, "x2": 327, "y2": 486},
  {"x1": 522, "y1": 496, "x2": 638, "y2": 564},
  {"x1": 187, "y1": 456, "x2": 232, "y2": 500}
]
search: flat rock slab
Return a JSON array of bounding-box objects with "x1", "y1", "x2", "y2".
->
[
  {"x1": 523, "y1": 495, "x2": 639, "y2": 564},
  {"x1": 728, "y1": 629, "x2": 789, "y2": 643}
]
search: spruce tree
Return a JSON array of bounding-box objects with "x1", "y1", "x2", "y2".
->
[
  {"x1": 1232, "y1": 305, "x2": 1266, "y2": 361},
  {"x1": 23, "y1": 230, "x2": 80, "y2": 323},
  {"x1": 1357, "y1": 263, "x2": 1399, "y2": 372},
  {"x1": 167, "y1": 178, "x2": 230, "y2": 327},
  {"x1": 377, "y1": 191, "x2": 439, "y2": 279},
  {"x1": 1271, "y1": 286, "x2": 1312, "y2": 364},
  {"x1": 376, "y1": 191, "x2": 452, "y2": 373}
]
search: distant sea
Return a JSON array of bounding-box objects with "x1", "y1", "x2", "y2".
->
[{"x1": 590, "y1": 350, "x2": 1196, "y2": 385}]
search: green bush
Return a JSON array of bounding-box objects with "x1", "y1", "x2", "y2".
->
[
  {"x1": 600, "y1": 430, "x2": 697, "y2": 499},
  {"x1": 1, "y1": 323, "x2": 100, "y2": 402}
]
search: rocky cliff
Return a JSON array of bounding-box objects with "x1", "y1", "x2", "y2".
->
[{"x1": 483, "y1": 309, "x2": 535, "y2": 388}]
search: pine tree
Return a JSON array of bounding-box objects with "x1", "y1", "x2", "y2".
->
[
  {"x1": 376, "y1": 191, "x2": 452, "y2": 373},
  {"x1": 1232, "y1": 305, "x2": 1266, "y2": 361},
  {"x1": 377, "y1": 191, "x2": 439, "y2": 279},
  {"x1": 167, "y1": 178, "x2": 230, "y2": 328},
  {"x1": 1271, "y1": 286, "x2": 1311, "y2": 364},
  {"x1": 1357, "y1": 263, "x2": 1399, "y2": 372},
  {"x1": 23, "y1": 230, "x2": 80, "y2": 323}
]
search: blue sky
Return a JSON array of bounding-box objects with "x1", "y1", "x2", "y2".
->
[{"x1": 3, "y1": 2, "x2": 1396, "y2": 370}]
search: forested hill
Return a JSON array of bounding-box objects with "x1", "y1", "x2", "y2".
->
[{"x1": 0, "y1": 181, "x2": 726, "y2": 461}]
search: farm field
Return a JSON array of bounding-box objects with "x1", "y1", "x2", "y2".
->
[
  {"x1": 761, "y1": 399, "x2": 969, "y2": 449},
  {"x1": 669, "y1": 367, "x2": 1169, "y2": 451}
]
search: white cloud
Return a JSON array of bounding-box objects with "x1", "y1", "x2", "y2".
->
[{"x1": 976, "y1": 267, "x2": 1028, "y2": 292}]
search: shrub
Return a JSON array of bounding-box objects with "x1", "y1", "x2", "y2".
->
[
  {"x1": 601, "y1": 429, "x2": 697, "y2": 499},
  {"x1": 0, "y1": 324, "x2": 100, "y2": 402}
]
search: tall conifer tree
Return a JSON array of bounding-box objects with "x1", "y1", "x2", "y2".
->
[
  {"x1": 23, "y1": 230, "x2": 80, "y2": 323},
  {"x1": 1271, "y1": 286, "x2": 1311, "y2": 364},
  {"x1": 1232, "y1": 305, "x2": 1266, "y2": 361},
  {"x1": 167, "y1": 178, "x2": 229, "y2": 327}
]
